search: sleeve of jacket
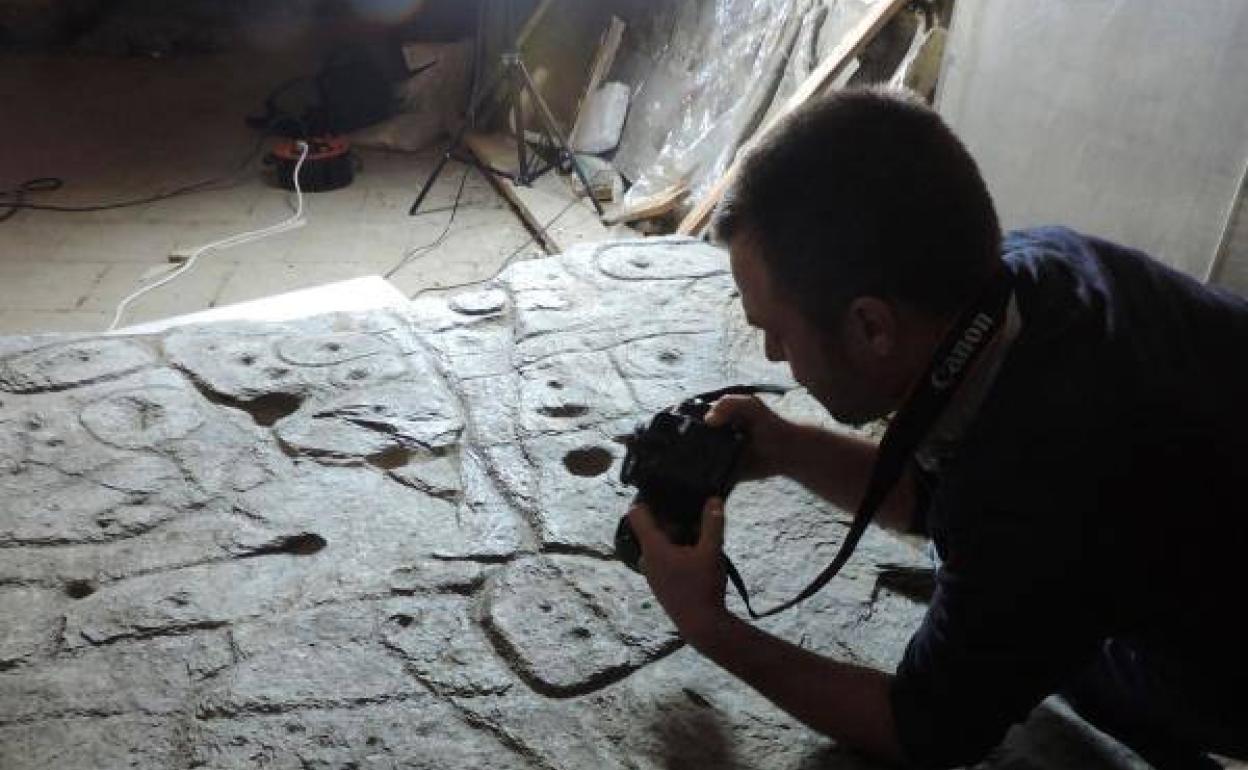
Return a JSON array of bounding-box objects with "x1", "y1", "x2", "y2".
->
[{"x1": 889, "y1": 543, "x2": 1102, "y2": 768}]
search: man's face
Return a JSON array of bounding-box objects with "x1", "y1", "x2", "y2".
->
[{"x1": 728, "y1": 233, "x2": 899, "y2": 426}]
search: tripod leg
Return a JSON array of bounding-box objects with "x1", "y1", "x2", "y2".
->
[
  {"x1": 409, "y1": 39, "x2": 514, "y2": 216},
  {"x1": 409, "y1": 148, "x2": 457, "y2": 216},
  {"x1": 513, "y1": 59, "x2": 605, "y2": 215},
  {"x1": 507, "y1": 60, "x2": 531, "y2": 186}
]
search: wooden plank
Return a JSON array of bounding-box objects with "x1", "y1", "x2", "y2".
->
[
  {"x1": 532, "y1": 174, "x2": 616, "y2": 250},
  {"x1": 676, "y1": 0, "x2": 912, "y2": 235},
  {"x1": 602, "y1": 182, "x2": 689, "y2": 226},
  {"x1": 571, "y1": 16, "x2": 627, "y2": 143},
  {"x1": 1207, "y1": 157, "x2": 1248, "y2": 285},
  {"x1": 591, "y1": 16, "x2": 626, "y2": 95},
  {"x1": 515, "y1": 0, "x2": 555, "y2": 50},
  {"x1": 465, "y1": 132, "x2": 561, "y2": 254},
  {"x1": 465, "y1": 132, "x2": 614, "y2": 254},
  {"x1": 517, "y1": 0, "x2": 613, "y2": 132}
]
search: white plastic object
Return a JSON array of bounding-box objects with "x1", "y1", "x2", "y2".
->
[{"x1": 571, "y1": 82, "x2": 631, "y2": 155}]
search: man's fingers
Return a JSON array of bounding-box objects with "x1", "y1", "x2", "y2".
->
[
  {"x1": 705, "y1": 395, "x2": 761, "y2": 427},
  {"x1": 627, "y1": 502, "x2": 667, "y2": 555},
  {"x1": 697, "y1": 497, "x2": 726, "y2": 555},
  {"x1": 632, "y1": 498, "x2": 725, "y2": 562}
]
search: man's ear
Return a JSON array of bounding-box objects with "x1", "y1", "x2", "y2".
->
[{"x1": 843, "y1": 296, "x2": 898, "y2": 361}]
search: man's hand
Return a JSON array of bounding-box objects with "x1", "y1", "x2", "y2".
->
[
  {"x1": 626, "y1": 497, "x2": 730, "y2": 649},
  {"x1": 704, "y1": 395, "x2": 797, "y2": 481},
  {"x1": 709, "y1": 396, "x2": 919, "y2": 532},
  {"x1": 627, "y1": 497, "x2": 905, "y2": 764}
]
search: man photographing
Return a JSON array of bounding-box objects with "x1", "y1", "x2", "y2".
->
[{"x1": 626, "y1": 88, "x2": 1248, "y2": 768}]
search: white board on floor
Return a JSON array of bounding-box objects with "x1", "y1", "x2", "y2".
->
[{"x1": 112, "y1": 276, "x2": 410, "y2": 335}]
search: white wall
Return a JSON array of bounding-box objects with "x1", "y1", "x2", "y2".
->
[{"x1": 936, "y1": 0, "x2": 1248, "y2": 281}]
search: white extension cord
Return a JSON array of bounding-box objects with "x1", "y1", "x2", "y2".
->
[{"x1": 107, "y1": 140, "x2": 311, "y2": 332}]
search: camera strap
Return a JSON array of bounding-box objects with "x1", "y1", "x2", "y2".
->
[{"x1": 726, "y1": 269, "x2": 1015, "y2": 619}]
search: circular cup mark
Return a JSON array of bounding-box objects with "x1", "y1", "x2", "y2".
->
[
  {"x1": 563, "y1": 446, "x2": 614, "y2": 477},
  {"x1": 279, "y1": 533, "x2": 327, "y2": 555},
  {"x1": 537, "y1": 404, "x2": 589, "y2": 419},
  {"x1": 238, "y1": 392, "x2": 303, "y2": 428},
  {"x1": 65, "y1": 579, "x2": 96, "y2": 599}
]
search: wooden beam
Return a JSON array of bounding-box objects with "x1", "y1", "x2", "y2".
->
[
  {"x1": 464, "y1": 131, "x2": 615, "y2": 254},
  {"x1": 1206, "y1": 155, "x2": 1248, "y2": 284},
  {"x1": 515, "y1": 0, "x2": 555, "y2": 50},
  {"x1": 571, "y1": 16, "x2": 627, "y2": 143},
  {"x1": 465, "y1": 132, "x2": 561, "y2": 254},
  {"x1": 676, "y1": 0, "x2": 912, "y2": 235},
  {"x1": 602, "y1": 182, "x2": 689, "y2": 226}
]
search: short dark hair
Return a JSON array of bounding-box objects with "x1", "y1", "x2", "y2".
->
[{"x1": 713, "y1": 87, "x2": 1001, "y2": 324}]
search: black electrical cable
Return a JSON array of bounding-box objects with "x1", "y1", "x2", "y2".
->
[
  {"x1": 0, "y1": 131, "x2": 269, "y2": 221},
  {"x1": 406, "y1": 195, "x2": 582, "y2": 300},
  {"x1": 383, "y1": 165, "x2": 472, "y2": 280}
]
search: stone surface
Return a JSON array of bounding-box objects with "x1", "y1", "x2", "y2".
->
[
  {"x1": 483, "y1": 555, "x2": 679, "y2": 696},
  {"x1": 0, "y1": 715, "x2": 191, "y2": 770},
  {"x1": 454, "y1": 644, "x2": 866, "y2": 770},
  {"x1": 0, "y1": 587, "x2": 62, "y2": 670},
  {"x1": 0, "y1": 239, "x2": 1146, "y2": 769},
  {"x1": 274, "y1": 380, "x2": 462, "y2": 462},
  {"x1": 0, "y1": 338, "x2": 157, "y2": 394},
  {"x1": 0, "y1": 632, "x2": 233, "y2": 722},
  {"x1": 383, "y1": 595, "x2": 517, "y2": 697},
  {"x1": 448, "y1": 288, "x2": 509, "y2": 316},
  {"x1": 193, "y1": 697, "x2": 537, "y2": 770}
]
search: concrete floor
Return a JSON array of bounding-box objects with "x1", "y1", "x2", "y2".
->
[{"x1": 0, "y1": 50, "x2": 604, "y2": 335}]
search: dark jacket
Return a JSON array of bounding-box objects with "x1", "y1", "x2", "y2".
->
[{"x1": 890, "y1": 227, "x2": 1248, "y2": 767}]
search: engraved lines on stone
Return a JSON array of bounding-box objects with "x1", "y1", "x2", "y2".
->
[{"x1": 0, "y1": 339, "x2": 161, "y2": 395}]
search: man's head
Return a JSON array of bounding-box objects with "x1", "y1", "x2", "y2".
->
[{"x1": 713, "y1": 87, "x2": 1002, "y2": 425}]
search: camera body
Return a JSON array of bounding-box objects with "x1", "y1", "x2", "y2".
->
[{"x1": 615, "y1": 393, "x2": 746, "y2": 571}]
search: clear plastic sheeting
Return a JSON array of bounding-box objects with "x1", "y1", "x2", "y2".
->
[{"x1": 613, "y1": 0, "x2": 882, "y2": 211}]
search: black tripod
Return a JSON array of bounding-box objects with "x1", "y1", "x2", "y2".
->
[{"x1": 408, "y1": 0, "x2": 604, "y2": 225}]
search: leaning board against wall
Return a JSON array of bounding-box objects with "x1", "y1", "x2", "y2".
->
[{"x1": 936, "y1": 0, "x2": 1248, "y2": 286}]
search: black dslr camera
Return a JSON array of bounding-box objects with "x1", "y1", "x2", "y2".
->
[{"x1": 615, "y1": 386, "x2": 783, "y2": 571}]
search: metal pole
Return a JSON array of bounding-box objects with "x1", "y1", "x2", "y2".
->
[{"x1": 514, "y1": 58, "x2": 605, "y2": 215}]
